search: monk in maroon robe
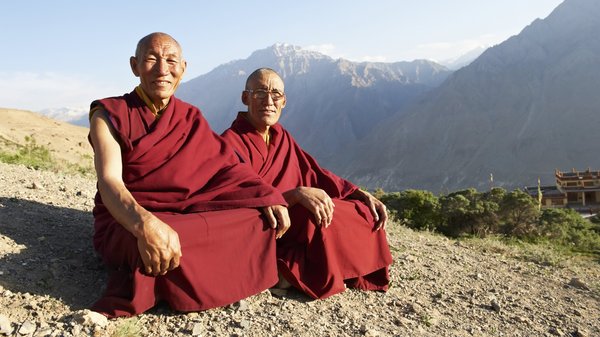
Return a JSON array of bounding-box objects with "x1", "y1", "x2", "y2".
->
[
  {"x1": 88, "y1": 34, "x2": 290, "y2": 317},
  {"x1": 221, "y1": 68, "x2": 393, "y2": 299}
]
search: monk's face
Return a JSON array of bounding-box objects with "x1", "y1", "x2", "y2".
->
[
  {"x1": 130, "y1": 35, "x2": 186, "y2": 108},
  {"x1": 242, "y1": 72, "x2": 286, "y2": 134}
]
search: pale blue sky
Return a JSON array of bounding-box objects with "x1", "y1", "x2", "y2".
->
[{"x1": 0, "y1": 0, "x2": 563, "y2": 112}]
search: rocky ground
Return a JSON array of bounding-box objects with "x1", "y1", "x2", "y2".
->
[{"x1": 0, "y1": 161, "x2": 599, "y2": 337}]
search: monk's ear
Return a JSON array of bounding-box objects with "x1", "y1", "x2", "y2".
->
[
  {"x1": 181, "y1": 59, "x2": 187, "y2": 75},
  {"x1": 241, "y1": 90, "x2": 249, "y2": 106},
  {"x1": 130, "y1": 56, "x2": 140, "y2": 77},
  {"x1": 281, "y1": 94, "x2": 286, "y2": 109}
]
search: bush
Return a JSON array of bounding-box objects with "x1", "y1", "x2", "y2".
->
[
  {"x1": 379, "y1": 189, "x2": 440, "y2": 231},
  {"x1": 538, "y1": 208, "x2": 600, "y2": 253},
  {"x1": 0, "y1": 135, "x2": 53, "y2": 170},
  {"x1": 376, "y1": 186, "x2": 599, "y2": 257},
  {"x1": 438, "y1": 188, "x2": 501, "y2": 237}
]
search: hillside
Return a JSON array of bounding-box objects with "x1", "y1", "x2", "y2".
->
[
  {"x1": 337, "y1": 0, "x2": 600, "y2": 192},
  {"x1": 0, "y1": 108, "x2": 92, "y2": 169},
  {"x1": 0, "y1": 165, "x2": 599, "y2": 335}
]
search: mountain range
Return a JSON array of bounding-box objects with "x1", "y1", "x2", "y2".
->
[
  {"x1": 176, "y1": 46, "x2": 452, "y2": 160},
  {"x1": 334, "y1": 0, "x2": 600, "y2": 192},
  {"x1": 32, "y1": 0, "x2": 600, "y2": 193}
]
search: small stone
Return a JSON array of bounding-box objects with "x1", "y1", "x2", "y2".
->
[
  {"x1": 28, "y1": 182, "x2": 42, "y2": 190},
  {"x1": 548, "y1": 326, "x2": 564, "y2": 336},
  {"x1": 0, "y1": 314, "x2": 13, "y2": 335},
  {"x1": 573, "y1": 328, "x2": 588, "y2": 337},
  {"x1": 364, "y1": 329, "x2": 381, "y2": 337},
  {"x1": 191, "y1": 323, "x2": 203, "y2": 336},
  {"x1": 34, "y1": 327, "x2": 53, "y2": 337},
  {"x1": 490, "y1": 299, "x2": 501, "y2": 312},
  {"x1": 71, "y1": 324, "x2": 82, "y2": 336},
  {"x1": 18, "y1": 320, "x2": 37, "y2": 335},
  {"x1": 513, "y1": 316, "x2": 528, "y2": 323},
  {"x1": 408, "y1": 302, "x2": 423, "y2": 314},
  {"x1": 568, "y1": 278, "x2": 590, "y2": 291},
  {"x1": 269, "y1": 288, "x2": 288, "y2": 297},
  {"x1": 359, "y1": 324, "x2": 368, "y2": 333},
  {"x1": 239, "y1": 319, "x2": 250, "y2": 329},
  {"x1": 229, "y1": 299, "x2": 249, "y2": 311},
  {"x1": 73, "y1": 310, "x2": 108, "y2": 328}
]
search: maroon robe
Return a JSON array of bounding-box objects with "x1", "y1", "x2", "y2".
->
[
  {"x1": 90, "y1": 91, "x2": 285, "y2": 317},
  {"x1": 222, "y1": 113, "x2": 393, "y2": 299}
]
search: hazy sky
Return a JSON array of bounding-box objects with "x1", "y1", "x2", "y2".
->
[{"x1": 0, "y1": 0, "x2": 563, "y2": 112}]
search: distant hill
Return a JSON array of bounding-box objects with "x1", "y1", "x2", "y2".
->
[
  {"x1": 441, "y1": 46, "x2": 487, "y2": 70},
  {"x1": 0, "y1": 108, "x2": 92, "y2": 167},
  {"x1": 39, "y1": 107, "x2": 90, "y2": 127},
  {"x1": 177, "y1": 45, "x2": 451, "y2": 162},
  {"x1": 335, "y1": 0, "x2": 600, "y2": 192}
]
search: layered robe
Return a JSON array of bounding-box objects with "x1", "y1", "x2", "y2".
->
[
  {"x1": 221, "y1": 114, "x2": 393, "y2": 299},
  {"x1": 90, "y1": 91, "x2": 286, "y2": 317}
]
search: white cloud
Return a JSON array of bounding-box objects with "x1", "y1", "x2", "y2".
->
[
  {"x1": 303, "y1": 44, "x2": 388, "y2": 63},
  {"x1": 412, "y1": 34, "x2": 501, "y2": 62},
  {"x1": 358, "y1": 55, "x2": 388, "y2": 63},
  {"x1": 0, "y1": 72, "x2": 121, "y2": 112},
  {"x1": 304, "y1": 43, "x2": 338, "y2": 57}
]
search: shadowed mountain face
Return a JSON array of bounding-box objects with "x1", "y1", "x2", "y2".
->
[
  {"x1": 176, "y1": 45, "x2": 451, "y2": 162},
  {"x1": 334, "y1": 0, "x2": 600, "y2": 192}
]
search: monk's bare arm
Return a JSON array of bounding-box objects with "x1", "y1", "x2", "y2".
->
[
  {"x1": 348, "y1": 189, "x2": 388, "y2": 230},
  {"x1": 90, "y1": 110, "x2": 182, "y2": 276},
  {"x1": 282, "y1": 187, "x2": 335, "y2": 228}
]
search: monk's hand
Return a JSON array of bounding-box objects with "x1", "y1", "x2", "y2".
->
[
  {"x1": 295, "y1": 187, "x2": 335, "y2": 228},
  {"x1": 262, "y1": 205, "x2": 291, "y2": 239},
  {"x1": 350, "y1": 189, "x2": 388, "y2": 230},
  {"x1": 136, "y1": 215, "x2": 182, "y2": 276}
]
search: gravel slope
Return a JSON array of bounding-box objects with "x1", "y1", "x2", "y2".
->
[{"x1": 0, "y1": 162, "x2": 599, "y2": 337}]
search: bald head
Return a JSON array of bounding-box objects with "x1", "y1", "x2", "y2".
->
[
  {"x1": 135, "y1": 32, "x2": 183, "y2": 59},
  {"x1": 130, "y1": 32, "x2": 187, "y2": 110},
  {"x1": 245, "y1": 68, "x2": 282, "y2": 90}
]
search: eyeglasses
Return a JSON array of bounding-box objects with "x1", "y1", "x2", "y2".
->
[{"x1": 245, "y1": 89, "x2": 285, "y2": 101}]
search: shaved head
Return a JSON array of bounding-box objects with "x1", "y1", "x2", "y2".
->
[
  {"x1": 245, "y1": 68, "x2": 282, "y2": 90},
  {"x1": 135, "y1": 32, "x2": 182, "y2": 59}
]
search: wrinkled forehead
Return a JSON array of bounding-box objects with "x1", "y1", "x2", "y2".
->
[
  {"x1": 249, "y1": 72, "x2": 284, "y2": 90},
  {"x1": 138, "y1": 35, "x2": 182, "y2": 58}
]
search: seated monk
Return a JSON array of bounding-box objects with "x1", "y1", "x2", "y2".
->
[
  {"x1": 221, "y1": 68, "x2": 393, "y2": 299},
  {"x1": 89, "y1": 34, "x2": 290, "y2": 317}
]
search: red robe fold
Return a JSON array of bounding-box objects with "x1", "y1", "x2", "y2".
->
[
  {"x1": 90, "y1": 91, "x2": 285, "y2": 317},
  {"x1": 222, "y1": 113, "x2": 393, "y2": 299}
]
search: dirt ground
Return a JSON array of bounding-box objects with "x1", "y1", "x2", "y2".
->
[
  {"x1": 1, "y1": 161, "x2": 599, "y2": 337},
  {"x1": 0, "y1": 109, "x2": 599, "y2": 336}
]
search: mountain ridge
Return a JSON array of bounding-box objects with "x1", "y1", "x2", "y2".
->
[
  {"x1": 335, "y1": 0, "x2": 600, "y2": 192},
  {"x1": 177, "y1": 45, "x2": 452, "y2": 161}
]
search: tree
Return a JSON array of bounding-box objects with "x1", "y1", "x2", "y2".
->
[
  {"x1": 498, "y1": 189, "x2": 540, "y2": 238},
  {"x1": 379, "y1": 190, "x2": 440, "y2": 231}
]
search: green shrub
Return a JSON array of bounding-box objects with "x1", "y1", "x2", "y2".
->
[
  {"x1": 377, "y1": 186, "x2": 599, "y2": 258},
  {"x1": 379, "y1": 189, "x2": 440, "y2": 231},
  {"x1": 0, "y1": 135, "x2": 53, "y2": 170},
  {"x1": 0, "y1": 135, "x2": 94, "y2": 176}
]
